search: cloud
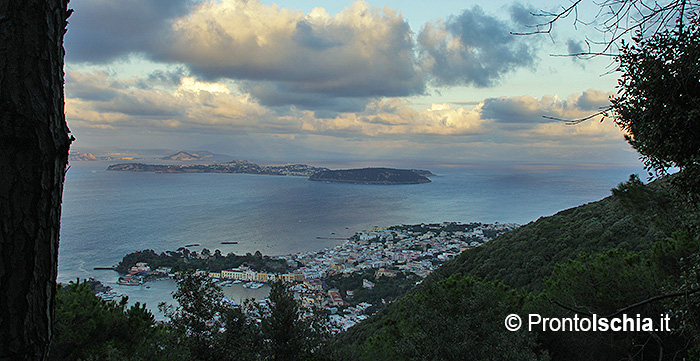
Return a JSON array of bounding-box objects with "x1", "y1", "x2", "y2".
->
[
  {"x1": 65, "y1": 0, "x2": 192, "y2": 63},
  {"x1": 65, "y1": 70, "x2": 490, "y2": 138},
  {"x1": 576, "y1": 89, "x2": 610, "y2": 111},
  {"x1": 238, "y1": 81, "x2": 372, "y2": 113},
  {"x1": 65, "y1": 0, "x2": 549, "y2": 113},
  {"x1": 296, "y1": 99, "x2": 489, "y2": 137},
  {"x1": 66, "y1": 71, "x2": 272, "y2": 131},
  {"x1": 508, "y1": 3, "x2": 539, "y2": 27},
  {"x1": 162, "y1": 0, "x2": 425, "y2": 104},
  {"x1": 476, "y1": 90, "x2": 624, "y2": 143},
  {"x1": 65, "y1": 69, "x2": 625, "y2": 163},
  {"x1": 65, "y1": 71, "x2": 121, "y2": 102},
  {"x1": 567, "y1": 39, "x2": 586, "y2": 55},
  {"x1": 480, "y1": 90, "x2": 613, "y2": 123},
  {"x1": 530, "y1": 119, "x2": 621, "y2": 141},
  {"x1": 417, "y1": 6, "x2": 540, "y2": 87},
  {"x1": 146, "y1": 68, "x2": 188, "y2": 88}
]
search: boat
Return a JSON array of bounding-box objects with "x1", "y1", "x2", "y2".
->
[
  {"x1": 221, "y1": 241, "x2": 239, "y2": 244},
  {"x1": 184, "y1": 243, "x2": 200, "y2": 247},
  {"x1": 221, "y1": 297, "x2": 238, "y2": 307},
  {"x1": 243, "y1": 281, "x2": 264, "y2": 289},
  {"x1": 116, "y1": 276, "x2": 142, "y2": 286},
  {"x1": 96, "y1": 290, "x2": 123, "y2": 301},
  {"x1": 248, "y1": 282, "x2": 264, "y2": 289}
]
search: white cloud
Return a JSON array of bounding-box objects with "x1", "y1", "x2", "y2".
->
[
  {"x1": 66, "y1": 71, "x2": 271, "y2": 131},
  {"x1": 293, "y1": 98, "x2": 488, "y2": 137},
  {"x1": 164, "y1": 0, "x2": 424, "y2": 106}
]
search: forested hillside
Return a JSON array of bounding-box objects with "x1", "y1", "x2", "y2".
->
[
  {"x1": 328, "y1": 175, "x2": 700, "y2": 360},
  {"x1": 431, "y1": 175, "x2": 683, "y2": 292}
]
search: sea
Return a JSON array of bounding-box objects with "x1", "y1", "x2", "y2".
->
[{"x1": 58, "y1": 161, "x2": 645, "y2": 316}]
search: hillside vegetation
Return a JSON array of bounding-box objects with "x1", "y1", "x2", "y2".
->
[
  {"x1": 431, "y1": 176, "x2": 681, "y2": 292},
  {"x1": 328, "y1": 175, "x2": 700, "y2": 360}
]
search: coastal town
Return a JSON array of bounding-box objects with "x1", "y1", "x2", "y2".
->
[{"x1": 105, "y1": 222, "x2": 518, "y2": 333}]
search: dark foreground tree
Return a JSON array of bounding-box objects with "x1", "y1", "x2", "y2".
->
[
  {"x1": 163, "y1": 274, "x2": 329, "y2": 360},
  {"x1": 259, "y1": 281, "x2": 330, "y2": 360},
  {"x1": 160, "y1": 272, "x2": 225, "y2": 361},
  {"x1": 0, "y1": 1, "x2": 72, "y2": 360},
  {"x1": 50, "y1": 280, "x2": 172, "y2": 361},
  {"x1": 610, "y1": 16, "x2": 700, "y2": 198}
]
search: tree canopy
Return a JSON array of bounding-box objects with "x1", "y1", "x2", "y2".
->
[{"x1": 609, "y1": 16, "x2": 700, "y2": 197}]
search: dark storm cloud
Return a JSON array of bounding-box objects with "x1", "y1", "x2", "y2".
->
[
  {"x1": 65, "y1": 0, "x2": 192, "y2": 63},
  {"x1": 418, "y1": 6, "x2": 540, "y2": 87}
]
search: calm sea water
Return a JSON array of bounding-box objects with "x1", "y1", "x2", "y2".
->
[
  {"x1": 58, "y1": 161, "x2": 645, "y2": 281},
  {"x1": 57, "y1": 161, "x2": 644, "y2": 314}
]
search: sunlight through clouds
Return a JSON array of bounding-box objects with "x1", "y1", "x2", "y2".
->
[{"x1": 176, "y1": 78, "x2": 232, "y2": 94}]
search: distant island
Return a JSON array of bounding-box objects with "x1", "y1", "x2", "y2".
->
[
  {"x1": 107, "y1": 160, "x2": 329, "y2": 177},
  {"x1": 107, "y1": 161, "x2": 434, "y2": 185},
  {"x1": 308, "y1": 168, "x2": 432, "y2": 185}
]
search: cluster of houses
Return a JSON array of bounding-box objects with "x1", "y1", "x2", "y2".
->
[
  {"x1": 279, "y1": 222, "x2": 517, "y2": 331},
  {"x1": 287, "y1": 222, "x2": 518, "y2": 281},
  {"x1": 116, "y1": 222, "x2": 518, "y2": 332},
  {"x1": 117, "y1": 262, "x2": 173, "y2": 286},
  {"x1": 207, "y1": 267, "x2": 305, "y2": 283}
]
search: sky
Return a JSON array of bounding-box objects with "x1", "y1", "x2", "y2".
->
[{"x1": 63, "y1": 0, "x2": 642, "y2": 165}]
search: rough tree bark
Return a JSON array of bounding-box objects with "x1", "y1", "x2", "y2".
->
[{"x1": 0, "y1": 1, "x2": 72, "y2": 360}]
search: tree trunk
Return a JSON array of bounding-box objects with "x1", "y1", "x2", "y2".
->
[{"x1": 0, "y1": 1, "x2": 72, "y2": 360}]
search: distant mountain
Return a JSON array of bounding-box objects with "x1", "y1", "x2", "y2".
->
[
  {"x1": 308, "y1": 168, "x2": 432, "y2": 185},
  {"x1": 68, "y1": 151, "x2": 97, "y2": 161},
  {"x1": 162, "y1": 151, "x2": 208, "y2": 161}
]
